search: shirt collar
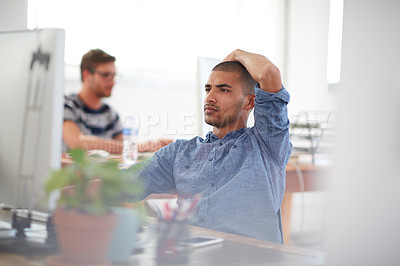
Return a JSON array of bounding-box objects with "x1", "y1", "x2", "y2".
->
[
  {"x1": 203, "y1": 128, "x2": 247, "y2": 143},
  {"x1": 203, "y1": 131, "x2": 217, "y2": 143}
]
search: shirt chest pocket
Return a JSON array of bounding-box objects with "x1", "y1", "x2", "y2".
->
[{"x1": 174, "y1": 162, "x2": 199, "y2": 198}]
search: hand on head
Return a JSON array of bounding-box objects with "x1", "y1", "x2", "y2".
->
[{"x1": 222, "y1": 49, "x2": 242, "y2": 62}]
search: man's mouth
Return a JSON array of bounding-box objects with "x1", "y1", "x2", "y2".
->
[{"x1": 204, "y1": 104, "x2": 218, "y2": 113}]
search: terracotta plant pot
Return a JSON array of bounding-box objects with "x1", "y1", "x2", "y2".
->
[{"x1": 53, "y1": 208, "x2": 117, "y2": 264}]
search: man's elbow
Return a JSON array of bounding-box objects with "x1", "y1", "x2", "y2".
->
[
  {"x1": 258, "y1": 65, "x2": 282, "y2": 93},
  {"x1": 63, "y1": 134, "x2": 83, "y2": 150}
]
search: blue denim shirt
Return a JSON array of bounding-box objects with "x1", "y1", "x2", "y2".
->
[{"x1": 139, "y1": 86, "x2": 292, "y2": 243}]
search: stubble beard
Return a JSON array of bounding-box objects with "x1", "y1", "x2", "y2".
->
[
  {"x1": 95, "y1": 87, "x2": 112, "y2": 99},
  {"x1": 205, "y1": 100, "x2": 244, "y2": 129}
]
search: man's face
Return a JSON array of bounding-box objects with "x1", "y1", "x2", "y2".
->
[
  {"x1": 204, "y1": 71, "x2": 249, "y2": 128},
  {"x1": 88, "y1": 62, "x2": 116, "y2": 98}
]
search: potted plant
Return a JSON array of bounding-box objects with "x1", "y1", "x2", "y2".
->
[{"x1": 45, "y1": 148, "x2": 145, "y2": 265}]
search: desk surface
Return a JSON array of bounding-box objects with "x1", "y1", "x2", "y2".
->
[{"x1": 0, "y1": 211, "x2": 325, "y2": 266}]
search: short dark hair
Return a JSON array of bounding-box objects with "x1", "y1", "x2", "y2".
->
[
  {"x1": 212, "y1": 61, "x2": 256, "y2": 95},
  {"x1": 80, "y1": 49, "x2": 116, "y2": 81}
]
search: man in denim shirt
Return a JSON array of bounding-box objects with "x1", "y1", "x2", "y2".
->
[{"x1": 139, "y1": 49, "x2": 292, "y2": 243}]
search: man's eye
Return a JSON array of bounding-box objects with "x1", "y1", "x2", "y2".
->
[
  {"x1": 205, "y1": 88, "x2": 211, "y2": 92},
  {"x1": 220, "y1": 88, "x2": 229, "y2": 92}
]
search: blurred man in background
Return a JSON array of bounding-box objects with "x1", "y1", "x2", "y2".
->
[{"x1": 63, "y1": 49, "x2": 171, "y2": 154}]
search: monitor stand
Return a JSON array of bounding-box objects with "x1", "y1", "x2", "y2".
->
[{"x1": 0, "y1": 211, "x2": 58, "y2": 255}]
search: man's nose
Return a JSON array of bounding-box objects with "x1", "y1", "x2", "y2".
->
[
  {"x1": 107, "y1": 78, "x2": 115, "y2": 87},
  {"x1": 205, "y1": 89, "x2": 216, "y2": 103}
]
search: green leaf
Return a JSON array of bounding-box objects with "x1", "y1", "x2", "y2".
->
[
  {"x1": 69, "y1": 148, "x2": 86, "y2": 164},
  {"x1": 44, "y1": 148, "x2": 146, "y2": 215},
  {"x1": 45, "y1": 168, "x2": 73, "y2": 195}
]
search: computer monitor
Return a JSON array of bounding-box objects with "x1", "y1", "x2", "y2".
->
[{"x1": 0, "y1": 29, "x2": 65, "y2": 215}]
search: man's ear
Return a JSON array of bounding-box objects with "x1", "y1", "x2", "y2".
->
[
  {"x1": 82, "y1": 69, "x2": 92, "y2": 82},
  {"x1": 244, "y1": 94, "x2": 255, "y2": 110}
]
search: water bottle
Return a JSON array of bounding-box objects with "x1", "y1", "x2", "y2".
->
[{"x1": 122, "y1": 116, "x2": 139, "y2": 164}]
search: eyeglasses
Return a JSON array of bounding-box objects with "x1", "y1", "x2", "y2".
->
[{"x1": 91, "y1": 69, "x2": 120, "y2": 81}]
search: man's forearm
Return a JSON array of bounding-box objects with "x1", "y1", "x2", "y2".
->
[
  {"x1": 78, "y1": 135, "x2": 123, "y2": 154},
  {"x1": 77, "y1": 136, "x2": 174, "y2": 154}
]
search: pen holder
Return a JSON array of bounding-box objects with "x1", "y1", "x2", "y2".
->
[{"x1": 156, "y1": 218, "x2": 189, "y2": 264}]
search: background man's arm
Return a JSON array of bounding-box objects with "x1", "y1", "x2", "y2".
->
[
  {"x1": 138, "y1": 138, "x2": 174, "y2": 153},
  {"x1": 63, "y1": 121, "x2": 173, "y2": 154},
  {"x1": 223, "y1": 49, "x2": 282, "y2": 93},
  {"x1": 63, "y1": 121, "x2": 123, "y2": 154},
  {"x1": 113, "y1": 132, "x2": 123, "y2": 141}
]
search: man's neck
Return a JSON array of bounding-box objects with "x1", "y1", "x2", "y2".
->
[
  {"x1": 212, "y1": 121, "x2": 247, "y2": 139},
  {"x1": 78, "y1": 89, "x2": 102, "y2": 110}
]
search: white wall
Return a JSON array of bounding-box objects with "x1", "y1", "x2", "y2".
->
[
  {"x1": 326, "y1": 0, "x2": 400, "y2": 264},
  {"x1": 285, "y1": 0, "x2": 334, "y2": 118},
  {"x1": 0, "y1": 0, "x2": 27, "y2": 31}
]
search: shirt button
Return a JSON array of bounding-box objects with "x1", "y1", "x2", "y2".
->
[
  {"x1": 185, "y1": 165, "x2": 189, "y2": 169},
  {"x1": 210, "y1": 183, "x2": 215, "y2": 187},
  {"x1": 209, "y1": 158, "x2": 213, "y2": 162},
  {"x1": 233, "y1": 144, "x2": 237, "y2": 148},
  {"x1": 219, "y1": 142, "x2": 223, "y2": 146}
]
